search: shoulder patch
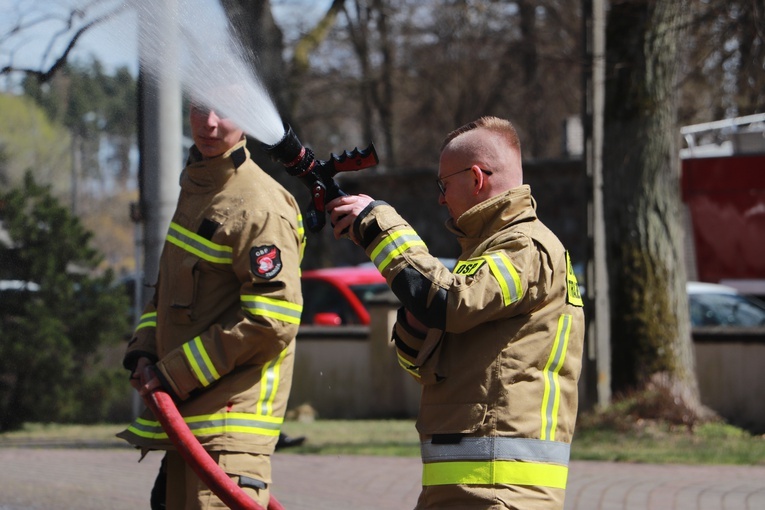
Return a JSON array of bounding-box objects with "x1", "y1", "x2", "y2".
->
[
  {"x1": 452, "y1": 258, "x2": 486, "y2": 276},
  {"x1": 250, "y1": 245, "x2": 282, "y2": 279},
  {"x1": 566, "y1": 251, "x2": 583, "y2": 307}
]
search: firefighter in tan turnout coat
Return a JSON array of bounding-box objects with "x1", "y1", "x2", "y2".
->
[
  {"x1": 118, "y1": 104, "x2": 304, "y2": 510},
  {"x1": 328, "y1": 116, "x2": 585, "y2": 509}
]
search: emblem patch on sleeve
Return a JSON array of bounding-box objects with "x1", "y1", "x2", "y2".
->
[
  {"x1": 453, "y1": 258, "x2": 485, "y2": 276},
  {"x1": 566, "y1": 251, "x2": 583, "y2": 307},
  {"x1": 250, "y1": 245, "x2": 282, "y2": 279}
]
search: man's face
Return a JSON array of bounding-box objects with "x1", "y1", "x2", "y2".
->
[
  {"x1": 189, "y1": 105, "x2": 244, "y2": 158},
  {"x1": 437, "y1": 149, "x2": 480, "y2": 221}
]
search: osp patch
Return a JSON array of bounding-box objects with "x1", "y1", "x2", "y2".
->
[{"x1": 250, "y1": 245, "x2": 282, "y2": 279}]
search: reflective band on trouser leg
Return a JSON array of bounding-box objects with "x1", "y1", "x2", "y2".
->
[
  {"x1": 369, "y1": 229, "x2": 426, "y2": 272},
  {"x1": 420, "y1": 436, "x2": 570, "y2": 489},
  {"x1": 422, "y1": 460, "x2": 568, "y2": 489}
]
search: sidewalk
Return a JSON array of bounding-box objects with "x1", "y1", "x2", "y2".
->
[{"x1": 0, "y1": 447, "x2": 763, "y2": 509}]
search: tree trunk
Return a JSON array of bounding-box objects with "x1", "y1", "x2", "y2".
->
[
  {"x1": 289, "y1": 0, "x2": 346, "y2": 118},
  {"x1": 517, "y1": 0, "x2": 543, "y2": 157},
  {"x1": 603, "y1": 0, "x2": 710, "y2": 422},
  {"x1": 735, "y1": 1, "x2": 765, "y2": 116},
  {"x1": 371, "y1": 0, "x2": 396, "y2": 169},
  {"x1": 221, "y1": 0, "x2": 288, "y2": 114}
]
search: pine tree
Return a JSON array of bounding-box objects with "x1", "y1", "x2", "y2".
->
[{"x1": 0, "y1": 173, "x2": 130, "y2": 430}]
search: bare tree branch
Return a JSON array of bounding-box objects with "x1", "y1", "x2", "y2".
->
[
  {"x1": 1, "y1": 1, "x2": 127, "y2": 83},
  {"x1": 292, "y1": 0, "x2": 346, "y2": 74}
]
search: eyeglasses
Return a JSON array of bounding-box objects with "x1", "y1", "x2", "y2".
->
[{"x1": 436, "y1": 167, "x2": 493, "y2": 195}]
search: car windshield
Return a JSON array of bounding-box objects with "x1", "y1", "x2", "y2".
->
[
  {"x1": 689, "y1": 292, "x2": 765, "y2": 327},
  {"x1": 349, "y1": 283, "x2": 392, "y2": 305}
]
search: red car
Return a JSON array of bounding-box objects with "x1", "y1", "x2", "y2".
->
[{"x1": 300, "y1": 266, "x2": 390, "y2": 326}]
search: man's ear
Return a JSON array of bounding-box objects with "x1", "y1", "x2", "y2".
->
[{"x1": 472, "y1": 166, "x2": 486, "y2": 195}]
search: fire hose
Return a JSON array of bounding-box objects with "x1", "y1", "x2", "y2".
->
[{"x1": 139, "y1": 366, "x2": 285, "y2": 510}]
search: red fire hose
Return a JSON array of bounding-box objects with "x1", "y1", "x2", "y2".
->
[{"x1": 139, "y1": 367, "x2": 285, "y2": 510}]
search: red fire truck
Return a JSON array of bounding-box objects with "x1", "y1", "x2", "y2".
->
[{"x1": 680, "y1": 114, "x2": 765, "y2": 298}]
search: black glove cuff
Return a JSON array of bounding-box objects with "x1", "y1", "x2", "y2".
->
[
  {"x1": 354, "y1": 200, "x2": 388, "y2": 248},
  {"x1": 123, "y1": 350, "x2": 159, "y2": 372}
]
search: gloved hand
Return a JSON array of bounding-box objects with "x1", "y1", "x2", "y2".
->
[
  {"x1": 129, "y1": 356, "x2": 154, "y2": 391},
  {"x1": 129, "y1": 357, "x2": 165, "y2": 398}
]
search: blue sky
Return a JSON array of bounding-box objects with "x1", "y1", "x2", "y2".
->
[{"x1": 0, "y1": 0, "x2": 332, "y2": 82}]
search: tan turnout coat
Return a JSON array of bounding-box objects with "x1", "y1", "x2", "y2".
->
[
  {"x1": 118, "y1": 140, "x2": 304, "y2": 457},
  {"x1": 354, "y1": 185, "x2": 585, "y2": 509}
]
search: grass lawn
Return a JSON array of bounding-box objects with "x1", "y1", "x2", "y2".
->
[
  {"x1": 571, "y1": 420, "x2": 765, "y2": 465},
  {"x1": 2, "y1": 418, "x2": 763, "y2": 466}
]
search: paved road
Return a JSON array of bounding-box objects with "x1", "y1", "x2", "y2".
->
[{"x1": 1, "y1": 447, "x2": 764, "y2": 509}]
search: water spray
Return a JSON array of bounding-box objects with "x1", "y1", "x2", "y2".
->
[{"x1": 263, "y1": 123, "x2": 379, "y2": 233}]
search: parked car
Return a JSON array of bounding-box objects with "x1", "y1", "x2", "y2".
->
[
  {"x1": 301, "y1": 266, "x2": 390, "y2": 326},
  {"x1": 687, "y1": 281, "x2": 765, "y2": 327},
  {"x1": 301, "y1": 264, "x2": 765, "y2": 330},
  {"x1": 306, "y1": 259, "x2": 458, "y2": 327}
]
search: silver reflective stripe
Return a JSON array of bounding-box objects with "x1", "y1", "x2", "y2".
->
[
  {"x1": 256, "y1": 347, "x2": 288, "y2": 416},
  {"x1": 421, "y1": 436, "x2": 570, "y2": 465},
  {"x1": 183, "y1": 337, "x2": 219, "y2": 387},
  {"x1": 541, "y1": 314, "x2": 572, "y2": 440},
  {"x1": 167, "y1": 222, "x2": 233, "y2": 264},
  {"x1": 125, "y1": 412, "x2": 283, "y2": 440},
  {"x1": 483, "y1": 252, "x2": 522, "y2": 305},
  {"x1": 241, "y1": 295, "x2": 302, "y2": 325},
  {"x1": 370, "y1": 229, "x2": 425, "y2": 272},
  {"x1": 186, "y1": 416, "x2": 281, "y2": 433}
]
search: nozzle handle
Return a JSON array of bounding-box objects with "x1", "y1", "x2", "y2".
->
[{"x1": 262, "y1": 123, "x2": 377, "y2": 234}]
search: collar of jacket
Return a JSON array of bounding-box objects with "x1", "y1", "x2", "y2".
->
[
  {"x1": 446, "y1": 184, "x2": 538, "y2": 247},
  {"x1": 182, "y1": 139, "x2": 249, "y2": 192}
]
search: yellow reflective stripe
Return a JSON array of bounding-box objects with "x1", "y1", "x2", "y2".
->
[
  {"x1": 125, "y1": 416, "x2": 164, "y2": 439},
  {"x1": 483, "y1": 252, "x2": 523, "y2": 306},
  {"x1": 541, "y1": 314, "x2": 572, "y2": 441},
  {"x1": 256, "y1": 346, "x2": 288, "y2": 416},
  {"x1": 297, "y1": 213, "x2": 306, "y2": 266},
  {"x1": 125, "y1": 412, "x2": 283, "y2": 439},
  {"x1": 422, "y1": 460, "x2": 568, "y2": 489},
  {"x1": 182, "y1": 336, "x2": 220, "y2": 387},
  {"x1": 166, "y1": 222, "x2": 233, "y2": 264},
  {"x1": 396, "y1": 351, "x2": 421, "y2": 378},
  {"x1": 370, "y1": 229, "x2": 426, "y2": 272},
  {"x1": 241, "y1": 295, "x2": 303, "y2": 325},
  {"x1": 135, "y1": 312, "x2": 157, "y2": 331}
]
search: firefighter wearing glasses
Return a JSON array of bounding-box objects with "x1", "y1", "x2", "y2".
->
[{"x1": 328, "y1": 116, "x2": 584, "y2": 509}]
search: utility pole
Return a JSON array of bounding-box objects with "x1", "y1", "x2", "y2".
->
[
  {"x1": 134, "y1": 0, "x2": 182, "y2": 416},
  {"x1": 582, "y1": 0, "x2": 611, "y2": 408},
  {"x1": 137, "y1": 0, "x2": 182, "y2": 295}
]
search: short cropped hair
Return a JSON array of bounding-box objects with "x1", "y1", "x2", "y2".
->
[{"x1": 440, "y1": 116, "x2": 522, "y2": 156}]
